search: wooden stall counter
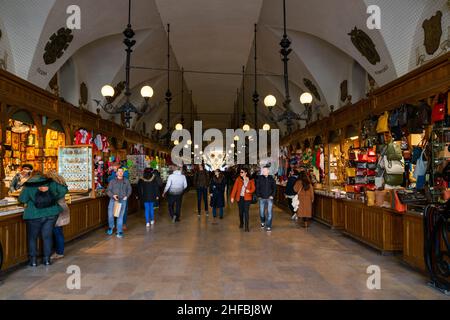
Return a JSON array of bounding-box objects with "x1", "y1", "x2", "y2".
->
[
  {"x1": 0, "y1": 196, "x2": 110, "y2": 271},
  {"x1": 313, "y1": 191, "x2": 403, "y2": 255}
]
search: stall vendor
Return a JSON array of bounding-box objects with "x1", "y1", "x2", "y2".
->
[{"x1": 8, "y1": 164, "x2": 33, "y2": 194}]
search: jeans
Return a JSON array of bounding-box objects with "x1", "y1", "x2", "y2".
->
[
  {"x1": 238, "y1": 197, "x2": 251, "y2": 227},
  {"x1": 212, "y1": 207, "x2": 224, "y2": 218},
  {"x1": 259, "y1": 198, "x2": 274, "y2": 228},
  {"x1": 168, "y1": 194, "x2": 183, "y2": 219},
  {"x1": 26, "y1": 216, "x2": 58, "y2": 258},
  {"x1": 53, "y1": 226, "x2": 65, "y2": 255},
  {"x1": 196, "y1": 187, "x2": 208, "y2": 213},
  {"x1": 144, "y1": 201, "x2": 155, "y2": 223},
  {"x1": 108, "y1": 199, "x2": 126, "y2": 233},
  {"x1": 122, "y1": 200, "x2": 129, "y2": 225}
]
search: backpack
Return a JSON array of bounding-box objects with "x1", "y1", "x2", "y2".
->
[
  {"x1": 34, "y1": 190, "x2": 56, "y2": 209},
  {"x1": 386, "y1": 142, "x2": 403, "y2": 161}
]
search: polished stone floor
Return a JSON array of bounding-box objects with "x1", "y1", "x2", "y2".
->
[{"x1": 0, "y1": 190, "x2": 448, "y2": 300}]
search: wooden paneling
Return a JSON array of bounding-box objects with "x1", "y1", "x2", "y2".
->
[
  {"x1": 344, "y1": 202, "x2": 363, "y2": 238},
  {"x1": 332, "y1": 199, "x2": 346, "y2": 229},
  {"x1": 0, "y1": 197, "x2": 112, "y2": 271},
  {"x1": 322, "y1": 197, "x2": 333, "y2": 225},
  {"x1": 403, "y1": 212, "x2": 426, "y2": 272}
]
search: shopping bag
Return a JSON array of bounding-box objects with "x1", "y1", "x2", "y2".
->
[{"x1": 113, "y1": 201, "x2": 122, "y2": 218}]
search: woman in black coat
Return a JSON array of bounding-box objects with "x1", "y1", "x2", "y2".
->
[
  {"x1": 138, "y1": 168, "x2": 160, "y2": 227},
  {"x1": 209, "y1": 170, "x2": 226, "y2": 219}
]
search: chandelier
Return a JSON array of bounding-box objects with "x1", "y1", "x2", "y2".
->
[
  {"x1": 263, "y1": 0, "x2": 315, "y2": 134},
  {"x1": 94, "y1": 0, "x2": 154, "y2": 129}
]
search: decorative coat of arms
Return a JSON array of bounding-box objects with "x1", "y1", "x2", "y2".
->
[
  {"x1": 340, "y1": 80, "x2": 348, "y2": 102},
  {"x1": 303, "y1": 78, "x2": 321, "y2": 101},
  {"x1": 79, "y1": 82, "x2": 88, "y2": 107},
  {"x1": 348, "y1": 27, "x2": 381, "y2": 65},
  {"x1": 422, "y1": 11, "x2": 442, "y2": 55},
  {"x1": 43, "y1": 28, "x2": 74, "y2": 65}
]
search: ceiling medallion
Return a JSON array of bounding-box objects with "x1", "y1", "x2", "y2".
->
[
  {"x1": 422, "y1": 11, "x2": 443, "y2": 55},
  {"x1": 303, "y1": 78, "x2": 321, "y2": 101},
  {"x1": 348, "y1": 26, "x2": 381, "y2": 65},
  {"x1": 43, "y1": 27, "x2": 74, "y2": 65}
]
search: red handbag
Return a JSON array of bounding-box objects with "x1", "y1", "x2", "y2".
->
[
  {"x1": 354, "y1": 184, "x2": 365, "y2": 193},
  {"x1": 367, "y1": 169, "x2": 377, "y2": 176},
  {"x1": 366, "y1": 184, "x2": 377, "y2": 191},
  {"x1": 432, "y1": 94, "x2": 446, "y2": 123},
  {"x1": 367, "y1": 155, "x2": 377, "y2": 163},
  {"x1": 368, "y1": 149, "x2": 376, "y2": 156},
  {"x1": 358, "y1": 153, "x2": 368, "y2": 162}
]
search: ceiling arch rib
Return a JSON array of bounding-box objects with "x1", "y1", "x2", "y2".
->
[
  {"x1": 259, "y1": 0, "x2": 397, "y2": 86},
  {"x1": 27, "y1": 0, "x2": 164, "y2": 88}
]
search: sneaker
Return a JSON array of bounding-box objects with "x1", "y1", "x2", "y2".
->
[
  {"x1": 122, "y1": 225, "x2": 128, "y2": 231},
  {"x1": 146, "y1": 223, "x2": 150, "y2": 227},
  {"x1": 172, "y1": 216, "x2": 177, "y2": 223},
  {"x1": 266, "y1": 227, "x2": 272, "y2": 232},
  {"x1": 116, "y1": 232, "x2": 124, "y2": 238},
  {"x1": 260, "y1": 223, "x2": 265, "y2": 229},
  {"x1": 106, "y1": 228, "x2": 113, "y2": 235},
  {"x1": 150, "y1": 220, "x2": 155, "y2": 225},
  {"x1": 51, "y1": 253, "x2": 64, "y2": 260},
  {"x1": 291, "y1": 214, "x2": 297, "y2": 220}
]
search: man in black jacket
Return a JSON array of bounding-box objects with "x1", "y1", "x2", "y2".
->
[{"x1": 256, "y1": 164, "x2": 277, "y2": 232}]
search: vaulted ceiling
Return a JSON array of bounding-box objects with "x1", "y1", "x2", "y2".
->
[{"x1": 0, "y1": 0, "x2": 449, "y2": 137}]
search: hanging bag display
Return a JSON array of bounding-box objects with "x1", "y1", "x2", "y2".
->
[
  {"x1": 384, "y1": 156, "x2": 405, "y2": 175},
  {"x1": 386, "y1": 142, "x2": 403, "y2": 161},
  {"x1": 431, "y1": 93, "x2": 446, "y2": 123},
  {"x1": 376, "y1": 112, "x2": 390, "y2": 133},
  {"x1": 384, "y1": 173, "x2": 404, "y2": 186},
  {"x1": 413, "y1": 149, "x2": 428, "y2": 179}
]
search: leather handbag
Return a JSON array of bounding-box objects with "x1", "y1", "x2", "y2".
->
[
  {"x1": 355, "y1": 176, "x2": 368, "y2": 184},
  {"x1": 367, "y1": 176, "x2": 376, "y2": 185},
  {"x1": 389, "y1": 109, "x2": 399, "y2": 129},
  {"x1": 367, "y1": 169, "x2": 377, "y2": 176},
  {"x1": 375, "y1": 190, "x2": 387, "y2": 206},
  {"x1": 367, "y1": 163, "x2": 377, "y2": 170},
  {"x1": 356, "y1": 169, "x2": 367, "y2": 176},
  {"x1": 384, "y1": 157, "x2": 405, "y2": 175},
  {"x1": 353, "y1": 184, "x2": 365, "y2": 193},
  {"x1": 357, "y1": 162, "x2": 368, "y2": 169},
  {"x1": 392, "y1": 190, "x2": 407, "y2": 213},
  {"x1": 366, "y1": 184, "x2": 377, "y2": 191},
  {"x1": 349, "y1": 149, "x2": 356, "y2": 160},
  {"x1": 367, "y1": 191, "x2": 375, "y2": 206},
  {"x1": 431, "y1": 94, "x2": 446, "y2": 123},
  {"x1": 367, "y1": 155, "x2": 377, "y2": 163},
  {"x1": 345, "y1": 185, "x2": 355, "y2": 193},
  {"x1": 358, "y1": 152, "x2": 368, "y2": 162},
  {"x1": 376, "y1": 112, "x2": 390, "y2": 133},
  {"x1": 346, "y1": 168, "x2": 356, "y2": 177},
  {"x1": 413, "y1": 150, "x2": 428, "y2": 179},
  {"x1": 384, "y1": 173, "x2": 403, "y2": 186},
  {"x1": 347, "y1": 177, "x2": 356, "y2": 185}
]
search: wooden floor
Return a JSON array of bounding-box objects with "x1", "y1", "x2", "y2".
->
[{"x1": 0, "y1": 190, "x2": 448, "y2": 300}]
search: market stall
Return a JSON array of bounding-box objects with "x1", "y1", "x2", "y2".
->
[{"x1": 280, "y1": 54, "x2": 450, "y2": 268}]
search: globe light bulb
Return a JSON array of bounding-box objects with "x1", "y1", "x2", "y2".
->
[
  {"x1": 140, "y1": 85, "x2": 154, "y2": 98},
  {"x1": 175, "y1": 123, "x2": 183, "y2": 131},
  {"x1": 155, "y1": 123, "x2": 163, "y2": 131},
  {"x1": 263, "y1": 124, "x2": 270, "y2": 131},
  {"x1": 101, "y1": 85, "x2": 115, "y2": 98},
  {"x1": 264, "y1": 95, "x2": 276, "y2": 108},
  {"x1": 300, "y1": 92, "x2": 313, "y2": 104}
]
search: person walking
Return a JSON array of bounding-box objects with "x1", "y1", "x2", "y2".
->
[
  {"x1": 230, "y1": 167, "x2": 255, "y2": 232},
  {"x1": 256, "y1": 164, "x2": 276, "y2": 232},
  {"x1": 106, "y1": 167, "x2": 132, "y2": 238},
  {"x1": 138, "y1": 168, "x2": 160, "y2": 227},
  {"x1": 44, "y1": 170, "x2": 70, "y2": 260},
  {"x1": 163, "y1": 166, "x2": 188, "y2": 223},
  {"x1": 285, "y1": 169, "x2": 299, "y2": 220},
  {"x1": 293, "y1": 171, "x2": 315, "y2": 228},
  {"x1": 193, "y1": 164, "x2": 210, "y2": 216},
  {"x1": 152, "y1": 169, "x2": 163, "y2": 209},
  {"x1": 18, "y1": 172, "x2": 68, "y2": 266},
  {"x1": 209, "y1": 169, "x2": 226, "y2": 220}
]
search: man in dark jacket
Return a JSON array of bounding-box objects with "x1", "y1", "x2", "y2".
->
[
  {"x1": 256, "y1": 164, "x2": 276, "y2": 232},
  {"x1": 193, "y1": 164, "x2": 210, "y2": 216},
  {"x1": 106, "y1": 167, "x2": 132, "y2": 238}
]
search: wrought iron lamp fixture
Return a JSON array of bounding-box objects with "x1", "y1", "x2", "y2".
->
[
  {"x1": 263, "y1": 0, "x2": 316, "y2": 133},
  {"x1": 95, "y1": 0, "x2": 154, "y2": 129}
]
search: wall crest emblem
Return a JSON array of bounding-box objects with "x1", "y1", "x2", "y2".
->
[
  {"x1": 43, "y1": 28, "x2": 74, "y2": 65},
  {"x1": 348, "y1": 27, "x2": 380, "y2": 65},
  {"x1": 422, "y1": 11, "x2": 442, "y2": 55}
]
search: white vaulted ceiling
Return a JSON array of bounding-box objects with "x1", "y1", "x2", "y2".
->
[{"x1": 0, "y1": 0, "x2": 449, "y2": 137}]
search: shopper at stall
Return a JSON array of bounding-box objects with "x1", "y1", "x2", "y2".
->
[
  {"x1": 45, "y1": 170, "x2": 70, "y2": 260},
  {"x1": 285, "y1": 169, "x2": 299, "y2": 220},
  {"x1": 163, "y1": 166, "x2": 188, "y2": 223},
  {"x1": 18, "y1": 172, "x2": 68, "y2": 266},
  {"x1": 106, "y1": 167, "x2": 132, "y2": 238},
  {"x1": 210, "y1": 169, "x2": 226, "y2": 220},
  {"x1": 256, "y1": 164, "x2": 277, "y2": 232},
  {"x1": 230, "y1": 167, "x2": 256, "y2": 232},
  {"x1": 8, "y1": 164, "x2": 33, "y2": 194},
  {"x1": 293, "y1": 171, "x2": 315, "y2": 228},
  {"x1": 193, "y1": 164, "x2": 210, "y2": 216},
  {"x1": 138, "y1": 168, "x2": 160, "y2": 227}
]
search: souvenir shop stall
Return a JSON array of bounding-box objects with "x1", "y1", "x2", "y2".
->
[
  {"x1": 281, "y1": 54, "x2": 450, "y2": 272},
  {"x1": 0, "y1": 69, "x2": 169, "y2": 271}
]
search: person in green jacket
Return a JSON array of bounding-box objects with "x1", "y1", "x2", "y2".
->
[{"x1": 18, "y1": 173, "x2": 68, "y2": 267}]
